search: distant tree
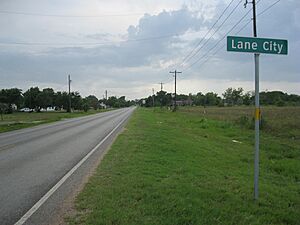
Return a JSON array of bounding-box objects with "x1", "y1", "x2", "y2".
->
[
  {"x1": 107, "y1": 96, "x2": 118, "y2": 108},
  {"x1": 260, "y1": 91, "x2": 291, "y2": 105},
  {"x1": 0, "y1": 88, "x2": 23, "y2": 111},
  {"x1": 71, "y1": 92, "x2": 83, "y2": 110},
  {"x1": 54, "y1": 91, "x2": 68, "y2": 110},
  {"x1": 105, "y1": 96, "x2": 131, "y2": 108},
  {"x1": 223, "y1": 88, "x2": 233, "y2": 105},
  {"x1": 288, "y1": 94, "x2": 300, "y2": 103},
  {"x1": 85, "y1": 95, "x2": 99, "y2": 110},
  {"x1": 176, "y1": 94, "x2": 189, "y2": 101},
  {"x1": 156, "y1": 91, "x2": 168, "y2": 107},
  {"x1": 36, "y1": 88, "x2": 55, "y2": 109},
  {"x1": 23, "y1": 87, "x2": 41, "y2": 109},
  {"x1": 192, "y1": 92, "x2": 205, "y2": 106},
  {"x1": 243, "y1": 91, "x2": 254, "y2": 105},
  {"x1": 204, "y1": 92, "x2": 221, "y2": 106},
  {"x1": 118, "y1": 96, "x2": 129, "y2": 107},
  {"x1": 82, "y1": 99, "x2": 89, "y2": 112},
  {"x1": 223, "y1": 87, "x2": 243, "y2": 106},
  {"x1": 0, "y1": 103, "x2": 9, "y2": 120},
  {"x1": 276, "y1": 99, "x2": 286, "y2": 107}
]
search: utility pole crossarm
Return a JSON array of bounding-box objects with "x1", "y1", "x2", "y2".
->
[
  {"x1": 152, "y1": 88, "x2": 155, "y2": 107},
  {"x1": 169, "y1": 70, "x2": 182, "y2": 111},
  {"x1": 158, "y1": 82, "x2": 164, "y2": 92}
]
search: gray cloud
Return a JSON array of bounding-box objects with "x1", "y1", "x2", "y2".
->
[{"x1": 0, "y1": 0, "x2": 299, "y2": 98}]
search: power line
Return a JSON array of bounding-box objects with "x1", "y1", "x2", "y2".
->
[
  {"x1": 0, "y1": 32, "x2": 186, "y2": 46},
  {"x1": 183, "y1": 0, "x2": 261, "y2": 72},
  {"x1": 0, "y1": 26, "x2": 209, "y2": 47},
  {"x1": 0, "y1": 10, "x2": 148, "y2": 18},
  {"x1": 177, "y1": 0, "x2": 236, "y2": 68},
  {"x1": 234, "y1": 19, "x2": 252, "y2": 35},
  {"x1": 257, "y1": 0, "x2": 281, "y2": 16},
  {"x1": 194, "y1": 21, "x2": 249, "y2": 68},
  {"x1": 185, "y1": 0, "x2": 281, "y2": 71},
  {"x1": 180, "y1": 0, "x2": 243, "y2": 68}
]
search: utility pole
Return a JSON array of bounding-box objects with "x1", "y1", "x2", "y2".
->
[
  {"x1": 158, "y1": 82, "x2": 164, "y2": 92},
  {"x1": 68, "y1": 75, "x2": 71, "y2": 113},
  {"x1": 245, "y1": 0, "x2": 260, "y2": 200},
  {"x1": 169, "y1": 70, "x2": 182, "y2": 111},
  {"x1": 158, "y1": 82, "x2": 164, "y2": 108},
  {"x1": 105, "y1": 90, "x2": 108, "y2": 101},
  {"x1": 152, "y1": 88, "x2": 155, "y2": 107}
]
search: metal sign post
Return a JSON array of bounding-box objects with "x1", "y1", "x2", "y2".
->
[
  {"x1": 227, "y1": 0, "x2": 288, "y2": 200},
  {"x1": 254, "y1": 52, "x2": 260, "y2": 200},
  {"x1": 252, "y1": 0, "x2": 260, "y2": 200}
]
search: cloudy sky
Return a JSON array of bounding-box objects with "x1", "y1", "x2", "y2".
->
[{"x1": 0, "y1": 0, "x2": 299, "y2": 99}]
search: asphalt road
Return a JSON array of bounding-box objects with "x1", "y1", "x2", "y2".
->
[{"x1": 0, "y1": 107, "x2": 135, "y2": 225}]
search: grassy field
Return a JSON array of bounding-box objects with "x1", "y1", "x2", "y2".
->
[
  {"x1": 0, "y1": 109, "x2": 110, "y2": 133},
  {"x1": 180, "y1": 106, "x2": 300, "y2": 140},
  {"x1": 68, "y1": 106, "x2": 299, "y2": 225}
]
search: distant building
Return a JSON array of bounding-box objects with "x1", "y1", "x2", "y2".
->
[
  {"x1": 11, "y1": 104, "x2": 18, "y2": 111},
  {"x1": 172, "y1": 99, "x2": 193, "y2": 106},
  {"x1": 99, "y1": 102, "x2": 107, "y2": 109}
]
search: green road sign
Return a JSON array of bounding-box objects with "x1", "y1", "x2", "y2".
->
[{"x1": 227, "y1": 36, "x2": 288, "y2": 55}]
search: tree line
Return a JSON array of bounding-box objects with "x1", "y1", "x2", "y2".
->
[
  {"x1": 0, "y1": 87, "x2": 135, "y2": 114},
  {"x1": 1, "y1": 86, "x2": 299, "y2": 115},
  {"x1": 140, "y1": 88, "x2": 300, "y2": 107}
]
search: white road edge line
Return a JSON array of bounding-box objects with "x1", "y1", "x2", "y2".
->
[{"x1": 15, "y1": 111, "x2": 131, "y2": 225}]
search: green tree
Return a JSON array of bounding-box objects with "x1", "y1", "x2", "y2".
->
[
  {"x1": 157, "y1": 91, "x2": 172, "y2": 107},
  {"x1": 192, "y1": 92, "x2": 205, "y2": 106},
  {"x1": 85, "y1": 95, "x2": 99, "y2": 110},
  {"x1": 243, "y1": 91, "x2": 254, "y2": 105},
  {"x1": 0, "y1": 103, "x2": 9, "y2": 120},
  {"x1": 71, "y1": 92, "x2": 83, "y2": 110},
  {"x1": 0, "y1": 88, "x2": 23, "y2": 111},
  {"x1": 36, "y1": 88, "x2": 55, "y2": 109},
  {"x1": 23, "y1": 87, "x2": 41, "y2": 109},
  {"x1": 223, "y1": 87, "x2": 243, "y2": 106},
  {"x1": 54, "y1": 91, "x2": 69, "y2": 110},
  {"x1": 204, "y1": 92, "x2": 221, "y2": 106}
]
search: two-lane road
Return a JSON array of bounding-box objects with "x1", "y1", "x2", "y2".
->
[{"x1": 0, "y1": 107, "x2": 135, "y2": 225}]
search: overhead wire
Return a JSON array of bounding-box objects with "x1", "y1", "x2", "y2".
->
[
  {"x1": 183, "y1": 3, "x2": 255, "y2": 71},
  {"x1": 0, "y1": 10, "x2": 147, "y2": 18},
  {"x1": 257, "y1": 0, "x2": 281, "y2": 16},
  {"x1": 179, "y1": 0, "x2": 243, "y2": 69},
  {"x1": 184, "y1": 0, "x2": 282, "y2": 72},
  {"x1": 0, "y1": 8, "x2": 189, "y2": 47},
  {"x1": 193, "y1": 22, "x2": 248, "y2": 69},
  {"x1": 0, "y1": 32, "x2": 186, "y2": 46},
  {"x1": 0, "y1": 0, "x2": 282, "y2": 54},
  {"x1": 182, "y1": 0, "x2": 265, "y2": 71},
  {"x1": 177, "y1": 0, "x2": 236, "y2": 68}
]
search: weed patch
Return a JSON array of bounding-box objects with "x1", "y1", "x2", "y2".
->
[{"x1": 68, "y1": 107, "x2": 299, "y2": 225}]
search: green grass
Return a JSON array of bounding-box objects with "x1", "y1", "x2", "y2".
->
[
  {"x1": 68, "y1": 107, "x2": 300, "y2": 225},
  {"x1": 0, "y1": 109, "x2": 110, "y2": 133},
  {"x1": 181, "y1": 106, "x2": 300, "y2": 140}
]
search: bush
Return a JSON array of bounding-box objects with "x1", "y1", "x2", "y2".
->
[
  {"x1": 276, "y1": 100, "x2": 285, "y2": 107},
  {"x1": 237, "y1": 115, "x2": 251, "y2": 128},
  {"x1": 83, "y1": 103, "x2": 89, "y2": 112}
]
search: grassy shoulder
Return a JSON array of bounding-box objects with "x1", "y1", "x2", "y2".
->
[
  {"x1": 0, "y1": 109, "x2": 111, "y2": 133},
  {"x1": 68, "y1": 107, "x2": 299, "y2": 225}
]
